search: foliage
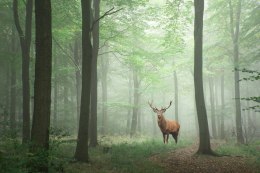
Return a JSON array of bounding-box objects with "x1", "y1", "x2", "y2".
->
[{"x1": 0, "y1": 128, "x2": 72, "y2": 173}]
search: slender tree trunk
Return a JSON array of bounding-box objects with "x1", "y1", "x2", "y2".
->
[
  {"x1": 31, "y1": 0, "x2": 52, "y2": 150},
  {"x1": 74, "y1": 0, "x2": 92, "y2": 162},
  {"x1": 130, "y1": 68, "x2": 139, "y2": 137},
  {"x1": 13, "y1": 0, "x2": 33, "y2": 143},
  {"x1": 174, "y1": 71, "x2": 179, "y2": 122},
  {"x1": 228, "y1": 0, "x2": 244, "y2": 144},
  {"x1": 127, "y1": 70, "x2": 132, "y2": 134},
  {"x1": 194, "y1": 0, "x2": 213, "y2": 154},
  {"x1": 4, "y1": 65, "x2": 10, "y2": 132},
  {"x1": 220, "y1": 74, "x2": 225, "y2": 139},
  {"x1": 89, "y1": 0, "x2": 100, "y2": 147},
  {"x1": 101, "y1": 52, "x2": 108, "y2": 135},
  {"x1": 215, "y1": 77, "x2": 220, "y2": 138},
  {"x1": 209, "y1": 77, "x2": 217, "y2": 138},
  {"x1": 53, "y1": 56, "x2": 58, "y2": 127},
  {"x1": 74, "y1": 38, "x2": 81, "y2": 130},
  {"x1": 10, "y1": 27, "x2": 17, "y2": 133},
  {"x1": 10, "y1": 61, "x2": 17, "y2": 133},
  {"x1": 137, "y1": 98, "x2": 141, "y2": 133}
]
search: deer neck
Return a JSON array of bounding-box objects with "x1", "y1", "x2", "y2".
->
[{"x1": 157, "y1": 115, "x2": 167, "y2": 131}]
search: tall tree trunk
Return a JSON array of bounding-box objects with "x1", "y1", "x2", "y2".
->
[
  {"x1": 31, "y1": 0, "x2": 52, "y2": 150},
  {"x1": 228, "y1": 0, "x2": 244, "y2": 144},
  {"x1": 215, "y1": 77, "x2": 220, "y2": 138},
  {"x1": 10, "y1": 61, "x2": 16, "y2": 133},
  {"x1": 208, "y1": 77, "x2": 217, "y2": 138},
  {"x1": 10, "y1": 26, "x2": 17, "y2": 134},
  {"x1": 13, "y1": 0, "x2": 33, "y2": 143},
  {"x1": 53, "y1": 56, "x2": 58, "y2": 127},
  {"x1": 194, "y1": 0, "x2": 214, "y2": 154},
  {"x1": 220, "y1": 74, "x2": 225, "y2": 139},
  {"x1": 89, "y1": 0, "x2": 100, "y2": 147},
  {"x1": 174, "y1": 71, "x2": 179, "y2": 122},
  {"x1": 74, "y1": 0, "x2": 92, "y2": 162},
  {"x1": 74, "y1": 38, "x2": 81, "y2": 130},
  {"x1": 127, "y1": 70, "x2": 132, "y2": 134},
  {"x1": 130, "y1": 68, "x2": 139, "y2": 137},
  {"x1": 101, "y1": 52, "x2": 108, "y2": 135},
  {"x1": 4, "y1": 64, "x2": 10, "y2": 133}
]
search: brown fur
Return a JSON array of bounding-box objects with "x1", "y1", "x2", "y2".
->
[{"x1": 149, "y1": 101, "x2": 180, "y2": 144}]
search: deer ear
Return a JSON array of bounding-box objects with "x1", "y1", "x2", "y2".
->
[
  {"x1": 162, "y1": 109, "x2": 166, "y2": 113},
  {"x1": 153, "y1": 108, "x2": 158, "y2": 113}
]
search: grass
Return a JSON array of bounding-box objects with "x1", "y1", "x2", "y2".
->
[
  {"x1": 64, "y1": 136, "x2": 191, "y2": 173},
  {"x1": 216, "y1": 140, "x2": 260, "y2": 170},
  {"x1": 0, "y1": 135, "x2": 191, "y2": 173}
]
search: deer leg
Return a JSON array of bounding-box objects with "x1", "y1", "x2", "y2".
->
[
  {"x1": 171, "y1": 132, "x2": 178, "y2": 143},
  {"x1": 162, "y1": 133, "x2": 166, "y2": 144},
  {"x1": 166, "y1": 134, "x2": 169, "y2": 144}
]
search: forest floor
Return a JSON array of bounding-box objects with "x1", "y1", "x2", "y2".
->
[{"x1": 149, "y1": 141, "x2": 259, "y2": 173}]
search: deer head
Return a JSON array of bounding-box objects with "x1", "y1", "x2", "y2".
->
[{"x1": 148, "y1": 101, "x2": 172, "y2": 120}]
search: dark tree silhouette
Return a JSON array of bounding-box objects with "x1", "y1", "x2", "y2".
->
[
  {"x1": 194, "y1": 0, "x2": 214, "y2": 155},
  {"x1": 74, "y1": 0, "x2": 93, "y2": 162},
  {"x1": 13, "y1": 0, "x2": 33, "y2": 143}
]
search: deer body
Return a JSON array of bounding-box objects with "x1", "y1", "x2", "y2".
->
[{"x1": 149, "y1": 101, "x2": 180, "y2": 144}]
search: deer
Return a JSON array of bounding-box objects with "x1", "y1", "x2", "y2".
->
[{"x1": 148, "y1": 101, "x2": 180, "y2": 144}]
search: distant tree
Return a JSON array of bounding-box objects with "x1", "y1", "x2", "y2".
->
[
  {"x1": 208, "y1": 77, "x2": 217, "y2": 138},
  {"x1": 74, "y1": 0, "x2": 93, "y2": 162},
  {"x1": 194, "y1": 0, "x2": 214, "y2": 155},
  {"x1": 13, "y1": 0, "x2": 33, "y2": 143},
  {"x1": 9, "y1": 26, "x2": 17, "y2": 134},
  {"x1": 228, "y1": 0, "x2": 244, "y2": 144}
]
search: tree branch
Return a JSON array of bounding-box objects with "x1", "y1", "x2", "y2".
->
[
  {"x1": 91, "y1": 7, "x2": 124, "y2": 30},
  {"x1": 13, "y1": 0, "x2": 25, "y2": 42}
]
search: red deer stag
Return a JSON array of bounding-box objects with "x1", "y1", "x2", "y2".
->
[{"x1": 148, "y1": 101, "x2": 180, "y2": 144}]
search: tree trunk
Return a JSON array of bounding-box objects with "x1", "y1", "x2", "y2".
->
[
  {"x1": 74, "y1": 0, "x2": 92, "y2": 162},
  {"x1": 4, "y1": 64, "x2": 10, "y2": 133},
  {"x1": 194, "y1": 0, "x2": 214, "y2": 154},
  {"x1": 130, "y1": 68, "x2": 139, "y2": 137},
  {"x1": 74, "y1": 38, "x2": 81, "y2": 130},
  {"x1": 13, "y1": 0, "x2": 33, "y2": 144},
  {"x1": 208, "y1": 77, "x2": 217, "y2": 138},
  {"x1": 53, "y1": 56, "x2": 58, "y2": 127},
  {"x1": 228, "y1": 0, "x2": 244, "y2": 144},
  {"x1": 174, "y1": 71, "x2": 179, "y2": 122},
  {"x1": 127, "y1": 70, "x2": 132, "y2": 134},
  {"x1": 89, "y1": 0, "x2": 100, "y2": 147},
  {"x1": 101, "y1": 51, "x2": 108, "y2": 135},
  {"x1": 31, "y1": 0, "x2": 52, "y2": 149},
  {"x1": 10, "y1": 61, "x2": 17, "y2": 133},
  {"x1": 10, "y1": 27, "x2": 17, "y2": 134},
  {"x1": 220, "y1": 74, "x2": 225, "y2": 139}
]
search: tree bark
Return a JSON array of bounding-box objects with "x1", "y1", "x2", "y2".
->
[
  {"x1": 101, "y1": 50, "x2": 108, "y2": 135},
  {"x1": 126, "y1": 70, "x2": 132, "y2": 134},
  {"x1": 194, "y1": 0, "x2": 214, "y2": 154},
  {"x1": 174, "y1": 71, "x2": 179, "y2": 122},
  {"x1": 130, "y1": 68, "x2": 139, "y2": 137},
  {"x1": 89, "y1": 0, "x2": 100, "y2": 147},
  {"x1": 31, "y1": 0, "x2": 52, "y2": 150},
  {"x1": 74, "y1": 38, "x2": 81, "y2": 130},
  {"x1": 13, "y1": 0, "x2": 33, "y2": 143},
  {"x1": 74, "y1": 0, "x2": 92, "y2": 162},
  {"x1": 208, "y1": 77, "x2": 217, "y2": 138},
  {"x1": 220, "y1": 74, "x2": 225, "y2": 139},
  {"x1": 228, "y1": 0, "x2": 244, "y2": 144},
  {"x1": 53, "y1": 56, "x2": 58, "y2": 127}
]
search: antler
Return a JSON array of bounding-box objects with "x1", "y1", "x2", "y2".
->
[
  {"x1": 162, "y1": 101, "x2": 172, "y2": 111},
  {"x1": 148, "y1": 100, "x2": 158, "y2": 111}
]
